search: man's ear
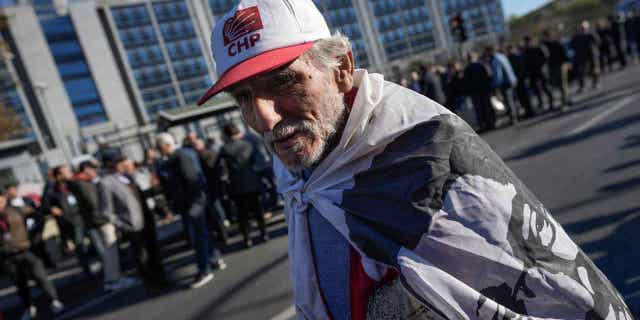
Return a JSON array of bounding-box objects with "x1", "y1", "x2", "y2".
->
[{"x1": 334, "y1": 51, "x2": 355, "y2": 93}]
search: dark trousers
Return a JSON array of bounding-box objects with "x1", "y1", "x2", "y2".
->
[
  {"x1": 471, "y1": 93, "x2": 495, "y2": 130},
  {"x1": 514, "y1": 82, "x2": 534, "y2": 118},
  {"x1": 3, "y1": 251, "x2": 58, "y2": 307},
  {"x1": 575, "y1": 60, "x2": 599, "y2": 90},
  {"x1": 528, "y1": 73, "x2": 554, "y2": 110},
  {"x1": 58, "y1": 218, "x2": 91, "y2": 274},
  {"x1": 184, "y1": 200, "x2": 221, "y2": 274},
  {"x1": 206, "y1": 198, "x2": 228, "y2": 244},
  {"x1": 613, "y1": 40, "x2": 627, "y2": 67},
  {"x1": 124, "y1": 230, "x2": 165, "y2": 284},
  {"x1": 231, "y1": 192, "x2": 267, "y2": 242}
]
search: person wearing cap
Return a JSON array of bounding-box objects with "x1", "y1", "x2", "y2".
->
[
  {"x1": 0, "y1": 189, "x2": 65, "y2": 319},
  {"x1": 155, "y1": 133, "x2": 225, "y2": 289},
  {"x1": 198, "y1": 1, "x2": 632, "y2": 319}
]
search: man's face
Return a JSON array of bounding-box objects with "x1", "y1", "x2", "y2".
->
[
  {"x1": 84, "y1": 167, "x2": 98, "y2": 179},
  {"x1": 6, "y1": 186, "x2": 18, "y2": 199},
  {"x1": 229, "y1": 56, "x2": 349, "y2": 171},
  {"x1": 57, "y1": 166, "x2": 73, "y2": 182}
]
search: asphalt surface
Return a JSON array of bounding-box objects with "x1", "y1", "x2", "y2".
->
[{"x1": 1, "y1": 63, "x2": 639, "y2": 320}]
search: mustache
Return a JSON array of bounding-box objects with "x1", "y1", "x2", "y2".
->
[{"x1": 264, "y1": 120, "x2": 314, "y2": 145}]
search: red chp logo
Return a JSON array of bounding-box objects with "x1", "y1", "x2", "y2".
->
[{"x1": 223, "y1": 6, "x2": 263, "y2": 57}]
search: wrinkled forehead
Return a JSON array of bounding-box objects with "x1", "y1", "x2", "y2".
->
[{"x1": 226, "y1": 57, "x2": 304, "y2": 94}]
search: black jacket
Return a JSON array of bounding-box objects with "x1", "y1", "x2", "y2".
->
[
  {"x1": 217, "y1": 138, "x2": 263, "y2": 196},
  {"x1": 160, "y1": 147, "x2": 208, "y2": 211},
  {"x1": 543, "y1": 40, "x2": 569, "y2": 67},
  {"x1": 463, "y1": 62, "x2": 493, "y2": 94},
  {"x1": 41, "y1": 182, "x2": 84, "y2": 227},
  {"x1": 523, "y1": 46, "x2": 549, "y2": 77},
  {"x1": 68, "y1": 179, "x2": 109, "y2": 228}
]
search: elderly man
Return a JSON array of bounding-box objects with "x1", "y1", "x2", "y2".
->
[{"x1": 197, "y1": 1, "x2": 633, "y2": 319}]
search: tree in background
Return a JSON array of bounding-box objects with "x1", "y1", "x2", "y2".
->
[{"x1": 0, "y1": 102, "x2": 27, "y2": 142}]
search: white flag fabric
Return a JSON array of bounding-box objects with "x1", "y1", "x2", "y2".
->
[{"x1": 275, "y1": 69, "x2": 633, "y2": 320}]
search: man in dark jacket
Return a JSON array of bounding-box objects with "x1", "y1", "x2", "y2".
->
[
  {"x1": 608, "y1": 14, "x2": 627, "y2": 68},
  {"x1": 419, "y1": 64, "x2": 446, "y2": 105},
  {"x1": 1, "y1": 191, "x2": 64, "y2": 319},
  {"x1": 217, "y1": 123, "x2": 268, "y2": 247},
  {"x1": 464, "y1": 51, "x2": 495, "y2": 131},
  {"x1": 523, "y1": 36, "x2": 554, "y2": 110},
  {"x1": 507, "y1": 45, "x2": 535, "y2": 119},
  {"x1": 156, "y1": 133, "x2": 223, "y2": 289},
  {"x1": 570, "y1": 21, "x2": 601, "y2": 92},
  {"x1": 543, "y1": 30, "x2": 571, "y2": 108},
  {"x1": 43, "y1": 164, "x2": 91, "y2": 275}
]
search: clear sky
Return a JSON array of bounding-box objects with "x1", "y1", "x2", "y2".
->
[{"x1": 502, "y1": 0, "x2": 553, "y2": 18}]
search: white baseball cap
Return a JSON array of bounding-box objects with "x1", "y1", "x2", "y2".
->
[{"x1": 197, "y1": 0, "x2": 331, "y2": 105}]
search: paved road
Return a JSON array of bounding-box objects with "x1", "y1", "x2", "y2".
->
[{"x1": 2, "y1": 64, "x2": 639, "y2": 320}]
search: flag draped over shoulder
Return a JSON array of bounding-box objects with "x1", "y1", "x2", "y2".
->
[{"x1": 275, "y1": 69, "x2": 633, "y2": 320}]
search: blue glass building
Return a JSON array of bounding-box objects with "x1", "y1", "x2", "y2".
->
[
  {"x1": 34, "y1": 0, "x2": 109, "y2": 127},
  {"x1": 110, "y1": 0, "x2": 212, "y2": 118}
]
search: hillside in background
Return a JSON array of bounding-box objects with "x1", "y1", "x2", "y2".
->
[{"x1": 508, "y1": 0, "x2": 618, "y2": 41}]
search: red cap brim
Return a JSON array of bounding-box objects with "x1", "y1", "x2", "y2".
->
[{"x1": 197, "y1": 42, "x2": 315, "y2": 105}]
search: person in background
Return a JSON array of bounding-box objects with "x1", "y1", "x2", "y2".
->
[
  {"x1": 608, "y1": 14, "x2": 627, "y2": 68},
  {"x1": 5, "y1": 181, "x2": 56, "y2": 269},
  {"x1": 419, "y1": 64, "x2": 446, "y2": 105},
  {"x1": 408, "y1": 71, "x2": 423, "y2": 95},
  {"x1": 464, "y1": 51, "x2": 495, "y2": 131},
  {"x1": 485, "y1": 46, "x2": 518, "y2": 124},
  {"x1": 523, "y1": 35, "x2": 554, "y2": 110},
  {"x1": 570, "y1": 21, "x2": 601, "y2": 92},
  {"x1": 42, "y1": 165, "x2": 92, "y2": 276},
  {"x1": 191, "y1": 137, "x2": 230, "y2": 246},
  {"x1": 99, "y1": 152, "x2": 158, "y2": 288},
  {"x1": 217, "y1": 123, "x2": 268, "y2": 248},
  {"x1": 542, "y1": 30, "x2": 572, "y2": 109},
  {"x1": 444, "y1": 61, "x2": 467, "y2": 114},
  {"x1": 156, "y1": 133, "x2": 224, "y2": 288},
  {"x1": 121, "y1": 158, "x2": 171, "y2": 287},
  {"x1": 507, "y1": 44, "x2": 535, "y2": 119},
  {"x1": 143, "y1": 148, "x2": 175, "y2": 223},
  {"x1": 1, "y1": 190, "x2": 65, "y2": 320},
  {"x1": 624, "y1": 11, "x2": 637, "y2": 59},
  {"x1": 596, "y1": 18, "x2": 614, "y2": 73},
  {"x1": 70, "y1": 160, "x2": 133, "y2": 292}
]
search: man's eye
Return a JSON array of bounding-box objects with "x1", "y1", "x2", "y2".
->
[{"x1": 273, "y1": 73, "x2": 295, "y2": 88}]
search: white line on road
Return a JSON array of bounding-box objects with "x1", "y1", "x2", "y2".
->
[
  {"x1": 270, "y1": 305, "x2": 296, "y2": 320},
  {"x1": 569, "y1": 96, "x2": 635, "y2": 136}
]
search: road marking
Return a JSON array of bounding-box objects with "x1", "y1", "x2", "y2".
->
[
  {"x1": 569, "y1": 96, "x2": 635, "y2": 135},
  {"x1": 270, "y1": 305, "x2": 296, "y2": 320}
]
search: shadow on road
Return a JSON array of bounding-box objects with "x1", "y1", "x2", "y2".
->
[
  {"x1": 506, "y1": 112, "x2": 640, "y2": 161},
  {"x1": 567, "y1": 207, "x2": 640, "y2": 312},
  {"x1": 604, "y1": 158, "x2": 640, "y2": 173},
  {"x1": 622, "y1": 135, "x2": 640, "y2": 150}
]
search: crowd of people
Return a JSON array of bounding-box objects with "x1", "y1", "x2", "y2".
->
[
  {"x1": 398, "y1": 13, "x2": 639, "y2": 132},
  {"x1": 0, "y1": 122, "x2": 276, "y2": 319}
]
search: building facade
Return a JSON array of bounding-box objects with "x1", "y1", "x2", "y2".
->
[{"x1": 0, "y1": 0, "x2": 506, "y2": 183}]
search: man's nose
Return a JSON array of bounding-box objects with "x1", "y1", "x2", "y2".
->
[{"x1": 253, "y1": 96, "x2": 282, "y2": 132}]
